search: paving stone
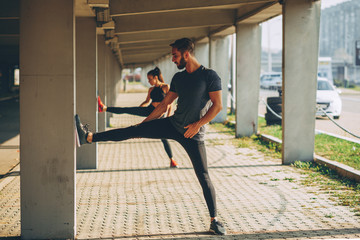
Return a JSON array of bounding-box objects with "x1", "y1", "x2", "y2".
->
[{"x1": 0, "y1": 92, "x2": 359, "y2": 239}]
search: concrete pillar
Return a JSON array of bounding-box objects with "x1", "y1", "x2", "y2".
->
[
  {"x1": 209, "y1": 36, "x2": 231, "y2": 123},
  {"x1": 144, "y1": 65, "x2": 152, "y2": 87},
  {"x1": 20, "y1": 0, "x2": 76, "y2": 239},
  {"x1": 166, "y1": 55, "x2": 177, "y2": 84},
  {"x1": 141, "y1": 67, "x2": 147, "y2": 87},
  {"x1": 114, "y1": 62, "x2": 122, "y2": 99},
  {"x1": 235, "y1": 23, "x2": 262, "y2": 137},
  {"x1": 157, "y1": 56, "x2": 173, "y2": 84},
  {"x1": 195, "y1": 39, "x2": 209, "y2": 68},
  {"x1": 76, "y1": 17, "x2": 98, "y2": 169},
  {"x1": 158, "y1": 59, "x2": 164, "y2": 81},
  {"x1": 282, "y1": 0, "x2": 321, "y2": 164},
  {"x1": 111, "y1": 55, "x2": 118, "y2": 105},
  {"x1": 98, "y1": 35, "x2": 106, "y2": 132},
  {"x1": 105, "y1": 45, "x2": 112, "y2": 126}
]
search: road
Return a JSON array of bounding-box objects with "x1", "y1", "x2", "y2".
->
[{"x1": 258, "y1": 89, "x2": 360, "y2": 142}]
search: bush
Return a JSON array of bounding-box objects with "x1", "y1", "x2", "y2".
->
[{"x1": 333, "y1": 79, "x2": 343, "y2": 87}]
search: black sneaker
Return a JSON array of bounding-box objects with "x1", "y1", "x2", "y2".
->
[
  {"x1": 209, "y1": 219, "x2": 226, "y2": 235},
  {"x1": 75, "y1": 114, "x2": 90, "y2": 146}
]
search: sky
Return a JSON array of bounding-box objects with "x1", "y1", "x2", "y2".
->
[{"x1": 262, "y1": 0, "x2": 351, "y2": 52}]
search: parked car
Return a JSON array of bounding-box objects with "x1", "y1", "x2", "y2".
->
[
  {"x1": 260, "y1": 72, "x2": 282, "y2": 90},
  {"x1": 316, "y1": 77, "x2": 342, "y2": 119}
]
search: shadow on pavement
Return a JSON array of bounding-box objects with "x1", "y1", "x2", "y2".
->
[
  {"x1": 76, "y1": 164, "x2": 282, "y2": 174},
  {"x1": 73, "y1": 227, "x2": 360, "y2": 240},
  {"x1": 2, "y1": 227, "x2": 360, "y2": 240}
]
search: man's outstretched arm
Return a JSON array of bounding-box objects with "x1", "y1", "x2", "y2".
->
[
  {"x1": 184, "y1": 90, "x2": 222, "y2": 138},
  {"x1": 142, "y1": 91, "x2": 178, "y2": 123}
]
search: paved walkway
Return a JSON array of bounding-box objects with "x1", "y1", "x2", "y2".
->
[
  {"x1": 0, "y1": 92, "x2": 360, "y2": 239},
  {"x1": 0, "y1": 96, "x2": 20, "y2": 176}
]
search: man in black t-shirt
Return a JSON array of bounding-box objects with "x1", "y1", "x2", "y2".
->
[
  {"x1": 169, "y1": 65, "x2": 222, "y2": 141},
  {"x1": 75, "y1": 38, "x2": 226, "y2": 235}
]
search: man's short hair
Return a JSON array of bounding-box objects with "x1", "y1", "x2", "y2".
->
[{"x1": 170, "y1": 38, "x2": 194, "y2": 54}]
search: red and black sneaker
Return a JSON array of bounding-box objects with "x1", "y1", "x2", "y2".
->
[
  {"x1": 98, "y1": 96, "x2": 105, "y2": 112},
  {"x1": 170, "y1": 159, "x2": 179, "y2": 168}
]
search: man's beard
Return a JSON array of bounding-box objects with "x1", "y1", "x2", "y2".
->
[{"x1": 177, "y1": 55, "x2": 187, "y2": 69}]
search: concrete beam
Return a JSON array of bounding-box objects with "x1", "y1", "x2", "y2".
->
[
  {"x1": 210, "y1": 25, "x2": 236, "y2": 38},
  {"x1": 101, "y1": 20, "x2": 115, "y2": 29},
  {"x1": 116, "y1": 28, "x2": 210, "y2": 44},
  {"x1": 240, "y1": 2, "x2": 281, "y2": 24},
  {"x1": 123, "y1": 52, "x2": 166, "y2": 63},
  {"x1": 236, "y1": 1, "x2": 279, "y2": 24},
  {"x1": 74, "y1": 0, "x2": 96, "y2": 17},
  {"x1": 124, "y1": 62, "x2": 154, "y2": 68},
  {"x1": 114, "y1": 9, "x2": 235, "y2": 33},
  {"x1": 235, "y1": 23, "x2": 261, "y2": 137},
  {"x1": 20, "y1": 0, "x2": 76, "y2": 239},
  {"x1": 282, "y1": 0, "x2": 321, "y2": 164},
  {"x1": 88, "y1": 0, "x2": 109, "y2": 8},
  {"x1": 119, "y1": 41, "x2": 172, "y2": 50},
  {"x1": 122, "y1": 47, "x2": 170, "y2": 56},
  {"x1": 110, "y1": 0, "x2": 273, "y2": 16}
]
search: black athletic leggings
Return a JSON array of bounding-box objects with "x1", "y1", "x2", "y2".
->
[
  {"x1": 92, "y1": 117, "x2": 217, "y2": 217},
  {"x1": 107, "y1": 105, "x2": 173, "y2": 159},
  {"x1": 107, "y1": 105, "x2": 155, "y2": 117}
]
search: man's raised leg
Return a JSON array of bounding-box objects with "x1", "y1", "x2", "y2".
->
[{"x1": 75, "y1": 114, "x2": 176, "y2": 145}]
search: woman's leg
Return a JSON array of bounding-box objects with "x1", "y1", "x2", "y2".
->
[
  {"x1": 160, "y1": 139, "x2": 178, "y2": 168},
  {"x1": 106, "y1": 105, "x2": 154, "y2": 117},
  {"x1": 160, "y1": 139, "x2": 173, "y2": 159},
  {"x1": 178, "y1": 138, "x2": 216, "y2": 218}
]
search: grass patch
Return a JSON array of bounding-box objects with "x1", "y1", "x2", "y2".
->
[
  {"x1": 258, "y1": 116, "x2": 282, "y2": 140},
  {"x1": 315, "y1": 134, "x2": 360, "y2": 170},
  {"x1": 211, "y1": 113, "x2": 360, "y2": 215},
  {"x1": 292, "y1": 161, "x2": 360, "y2": 214},
  {"x1": 284, "y1": 177, "x2": 295, "y2": 182},
  {"x1": 229, "y1": 113, "x2": 360, "y2": 171},
  {"x1": 347, "y1": 86, "x2": 360, "y2": 91}
]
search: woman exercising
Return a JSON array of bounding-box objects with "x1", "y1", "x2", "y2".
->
[{"x1": 98, "y1": 67, "x2": 178, "y2": 168}]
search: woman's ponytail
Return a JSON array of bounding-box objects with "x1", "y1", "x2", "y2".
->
[{"x1": 147, "y1": 66, "x2": 164, "y2": 83}]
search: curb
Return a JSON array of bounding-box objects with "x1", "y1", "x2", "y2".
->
[
  {"x1": 258, "y1": 134, "x2": 360, "y2": 183},
  {"x1": 314, "y1": 155, "x2": 360, "y2": 183},
  {"x1": 315, "y1": 129, "x2": 360, "y2": 145}
]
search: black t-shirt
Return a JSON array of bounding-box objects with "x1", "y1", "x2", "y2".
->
[
  {"x1": 169, "y1": 65, "x2": 222, "y2": 141},
  {"x1": 150, "y1": 86, "x2": 166, "y2": 102}
]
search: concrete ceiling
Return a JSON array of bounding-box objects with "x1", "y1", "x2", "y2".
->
[{"x1": 0, "y1": 0, "x2": 282, "y2": 67}]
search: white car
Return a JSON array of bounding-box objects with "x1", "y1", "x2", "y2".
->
[
  {"x1": 260, "y1": 73, "x2": 282, "y2": 90},
  {"x1": 316, "y1": 77, "x2": 342, "y2": 119}
]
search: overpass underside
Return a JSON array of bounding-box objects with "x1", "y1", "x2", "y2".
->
[{"x1": 0, "y1": 0, "x2": 322, "y2": 239}]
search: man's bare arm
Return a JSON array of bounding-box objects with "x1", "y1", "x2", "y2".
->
[
  {"x1": 142, "y1": 91, "x2": 178, "y2": 123},
  {"x1": 184, "y1": 90, "x2": 222, "y2": 138}
]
